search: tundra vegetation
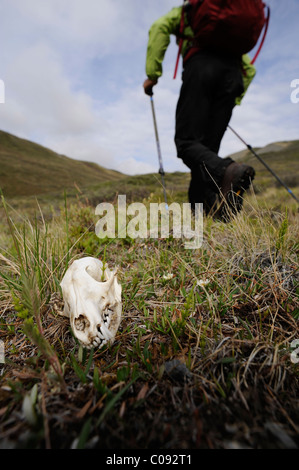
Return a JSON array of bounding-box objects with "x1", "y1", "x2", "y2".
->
[{"x1": 0, "y1": 152, "x2": 298, "y2": 449}]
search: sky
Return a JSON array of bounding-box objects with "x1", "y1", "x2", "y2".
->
[{"x1": 0, "y1": 0, "x2": 298, "y2": 175}]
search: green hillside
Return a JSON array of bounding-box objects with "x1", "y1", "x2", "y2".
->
[
  {"x1": 231, "y1": 139, "x2": 299, "y2": 194},
  {"x1": 1, "y1": 129, "x2": 298, "y2": 207},
  {"x1": 83, "y1": 138, "x2": 299, "y2": 206},
  {"x1": 0, "y1": 130, "x2": 123, "y2": 197}
]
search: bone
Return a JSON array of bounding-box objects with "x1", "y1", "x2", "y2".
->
[{"x1": 60, "y1": 257, "x2": 122, "y2": 349}]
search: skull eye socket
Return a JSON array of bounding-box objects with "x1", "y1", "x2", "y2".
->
[{"x1": 74, "y1": 314, "x2": 90, "y2": 331}]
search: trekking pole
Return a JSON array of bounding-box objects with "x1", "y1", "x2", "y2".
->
[
  {"x1": 228, "y1": 125, "x2": 299, "y2": 204},
  {"x1": 150, "y1": 95, "x2": 169, "y2": 209}
]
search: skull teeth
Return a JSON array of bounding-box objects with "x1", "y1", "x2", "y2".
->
[
  {"x1": 82, "y1": 320, "x2": 113, "y2": 349},
  {"x1": 91, "y1": 325, "x2": 109, "y2": 348},
  {"x1": 103, "y1": 309, "x2": 111, "y2": 328},
  {"x1": 93, "y1": 336, "x2": 106, "y2": 348},
  {"x1": 85, "y1": 335, "x2": 107, "y2": 350}
]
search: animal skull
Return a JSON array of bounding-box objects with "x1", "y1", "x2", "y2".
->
[{"x1": 60, "y1": 257, "x2": 122, "y2": 349}]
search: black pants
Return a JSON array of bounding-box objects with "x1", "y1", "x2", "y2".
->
[{"x1": 175, "y1": 52, "x2": 244, "y2": 213}]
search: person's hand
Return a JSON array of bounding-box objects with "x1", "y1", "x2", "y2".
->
[{"x1": 143, "y1": 78, "x2": 157, "y2": 96}]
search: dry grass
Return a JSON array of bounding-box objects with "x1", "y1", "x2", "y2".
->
[{"x1": 0, "y1": 189, "x2": 298, "y2": 449}]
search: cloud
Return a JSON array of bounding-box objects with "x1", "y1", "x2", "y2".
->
[
  {"x1": 0, "y1": 0, "x2": 298, "y2": 177},
  {"x1": 6, "y1": 0, "x2": 153, "y2": 63},
  {"x1": 46, "y1": 81, "x2": 182, "y2": 174},
  {"x1": 0, "y1": 1, "x2": 181, "y2": 174},
  {"x1": 2, "y1": 43, "x2": 100, "y2": 134},
  {"x1": 116, "y1": 158, "x2": 157, "y2": 175}
]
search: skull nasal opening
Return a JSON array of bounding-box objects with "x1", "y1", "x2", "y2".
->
[{"x1": 74, "y1": 314, "x2": 90, "y2": 331}]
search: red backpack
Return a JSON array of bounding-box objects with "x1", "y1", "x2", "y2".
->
[{"x1": 174, "y1": 0, "x2": 270, "y2": 78}]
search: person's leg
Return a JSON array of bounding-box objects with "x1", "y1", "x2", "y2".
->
[
  {"x1": 175, "y1": 53, "x2": 232, "y2": 190},
  {"x1": 205, "y1": 61, "x2": 256, "y2": 219},
  {"x1": 175, "y1": 52, "x2": 249, "y2": 215},
  {"x1": 175, "y1": 56, "x2": 220, "y2": 213},
  {"x1": 204, "y1": 56, "x2": 244, "y2": 150},
  {"x1": 188, "y1": 172, "x2": 218, "y2": 215}
]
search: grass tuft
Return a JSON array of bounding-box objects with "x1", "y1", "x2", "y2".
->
[{"x1": 0, "y1": 187, "x2": 298, "y2": 449}]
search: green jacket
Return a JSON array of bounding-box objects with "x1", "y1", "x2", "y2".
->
[{"x1": 145, "y1": 7, "x2": 256, "y2": 105}]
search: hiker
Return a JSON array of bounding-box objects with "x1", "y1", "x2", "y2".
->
[{"x1": 143, "y1": 3, "x2": 265, "y2": 219}]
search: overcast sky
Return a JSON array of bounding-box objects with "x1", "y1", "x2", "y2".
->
[{"x1": 0, "y1": 0, "x2": 298, "y2": 175}]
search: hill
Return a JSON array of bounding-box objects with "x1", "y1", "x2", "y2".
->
[
  {"x1": 230, "y1": 139, "x2": 299, "y2": 193},
  {"x1": 1, "y1": 129, "x2": 298, "y2": 208},
  {"x1": 0, "y1": 130, "x2": 123, "y2": 198},
  {"x1": 83, "y1": 138, "x2": 299, "y2": 206}
]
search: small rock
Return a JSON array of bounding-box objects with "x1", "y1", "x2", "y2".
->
[{"x1": 164, "y1": 359, "x2": 192, "y2": 383}]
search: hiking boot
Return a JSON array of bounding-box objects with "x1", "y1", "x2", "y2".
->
[{"x1": 217, "y1": 162, "x2": 255, "y2": 220}]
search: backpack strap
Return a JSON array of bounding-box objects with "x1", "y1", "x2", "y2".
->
[
  {"x1": 173, "y1": 4, "x2": 187, "y2": 79},
  {"x1": 251, "y1": 5, "x2": 270, "y2": 64}
]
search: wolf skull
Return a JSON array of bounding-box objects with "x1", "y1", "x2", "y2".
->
[{"x1": 60, "y1": 257, "x2": 122, "y2": 349}]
